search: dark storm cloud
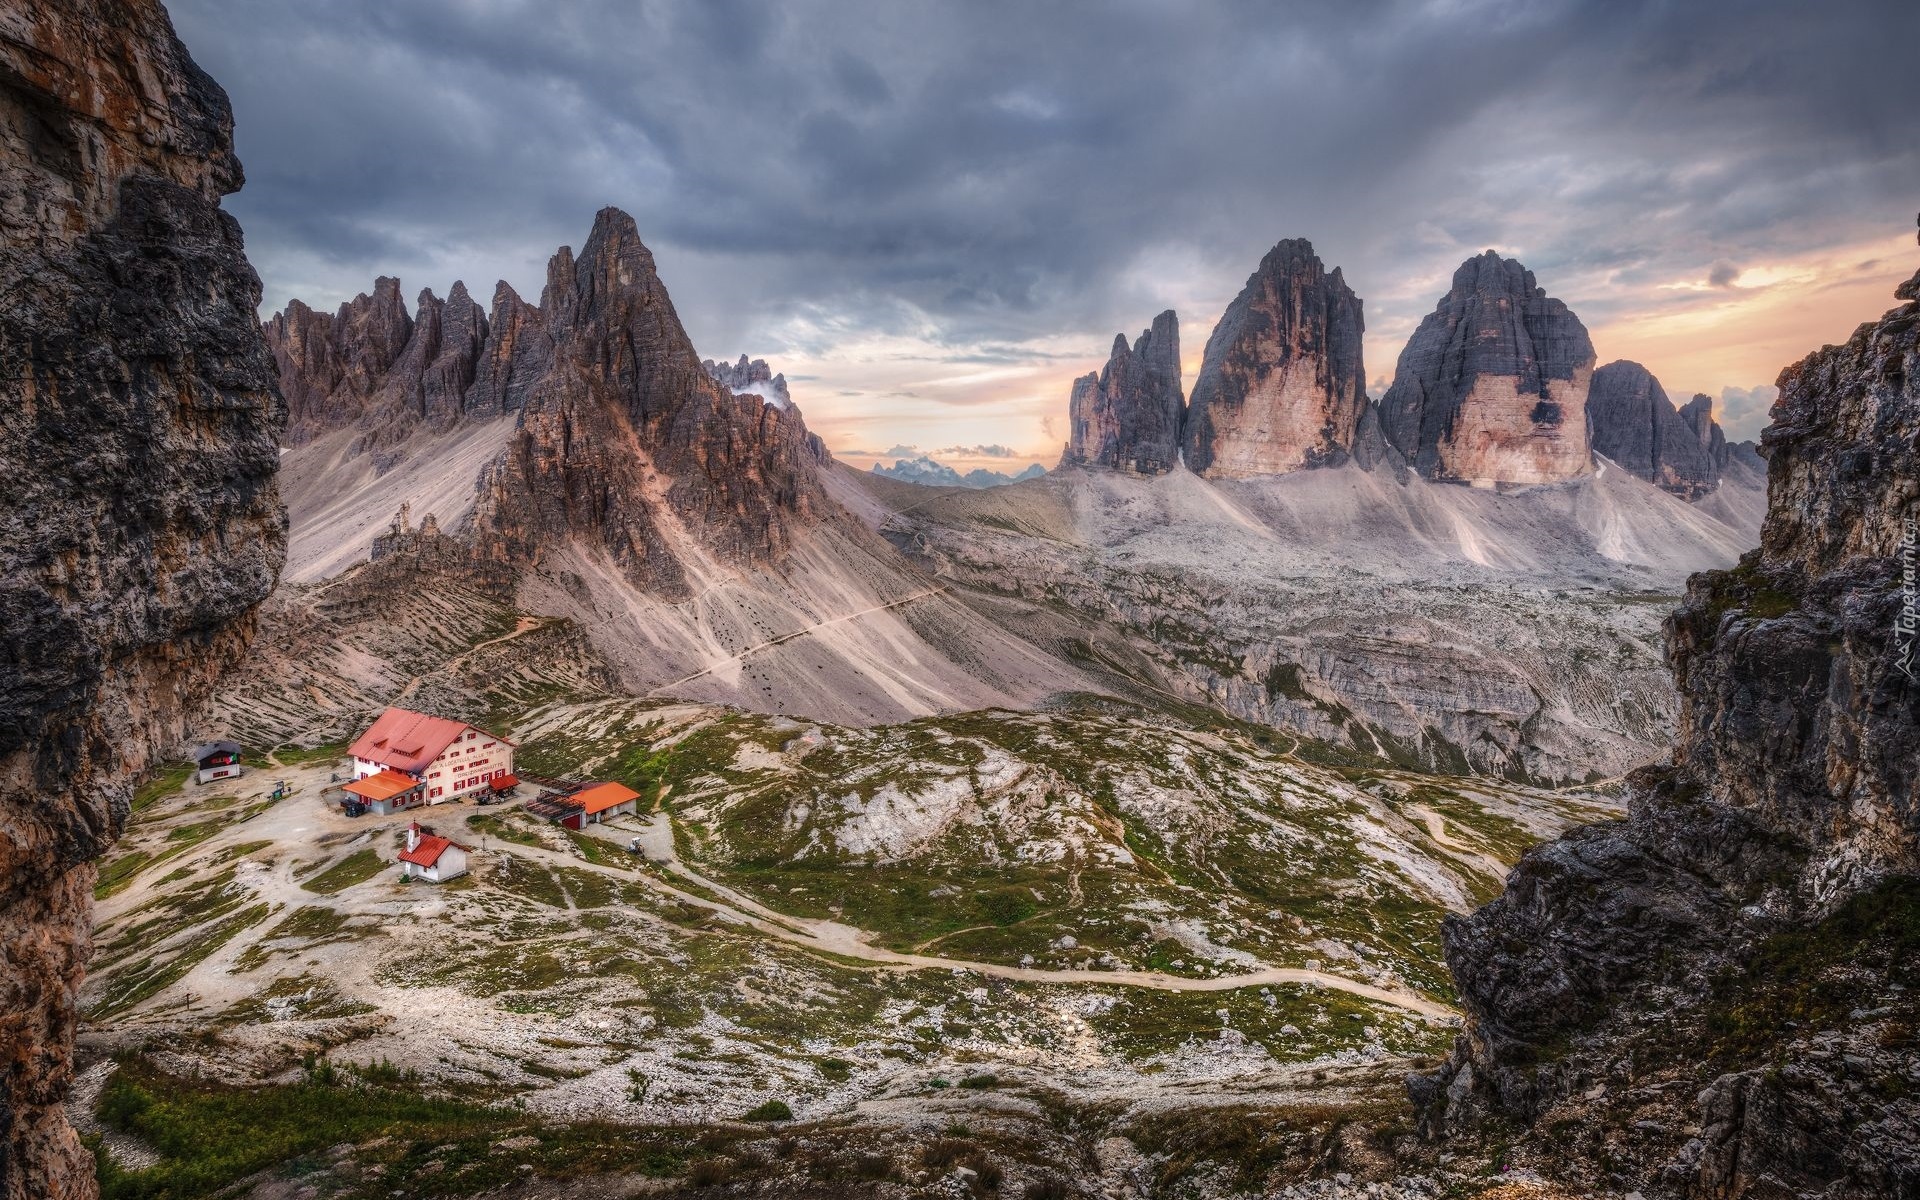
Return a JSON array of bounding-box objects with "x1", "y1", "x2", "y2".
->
[{"x1": 169, "y1": 0, "x2": 1918, "y2": 399}]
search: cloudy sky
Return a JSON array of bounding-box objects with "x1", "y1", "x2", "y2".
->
[{"x1": 171, "y1": 0, "x2": 1918, "y2": 474}]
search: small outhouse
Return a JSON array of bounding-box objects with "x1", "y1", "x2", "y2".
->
[{"x1": 191, "y1": 741, "x2": 244, "y2": 785}]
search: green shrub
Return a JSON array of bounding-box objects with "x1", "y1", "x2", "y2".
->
[{"x1": 740, "y1": 1099, "x2": 793, "y2": 1122}]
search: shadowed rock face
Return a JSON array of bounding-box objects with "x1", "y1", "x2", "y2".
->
[
  {"x1": 1413, "y1": 262, "x2": 1920, "y2": 1198},
  {"x1": 1588, "y1": 360, "x2": 1727, "y2": 498},
  {"x1": 470, "y1": 209, "x2": 829, "y2": 597},
  {"x1": 1062, "y1": 310, "x2": 1185, "y2": 474},
  {"x1": 265, "y1": 278, "x2": 492, "y2": 459},
  {"x1": 264, "y1": 276, "x2": 412, "y2": 444},
  {"x1": 468, "y1": 281, "x2": 553, "y2": 419},
  {"x1": 1184, "y1": 240, "x2": 1367, "y2": 479},
  {"x1": 1380, "y1": 251, "x2": 1595, "y2": 486},
  {"x1": 0, "y1": 3, "x2": 285, "y2": 1196}
]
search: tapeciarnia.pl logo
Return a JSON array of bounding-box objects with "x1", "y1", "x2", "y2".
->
[{"x1": 1899, "y1": 510, "x2": 1918, "y2": 682}]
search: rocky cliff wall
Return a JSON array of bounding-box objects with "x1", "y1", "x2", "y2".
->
[
  {"x1": 1379, "y1": 251, "x2": 1596, "y2": 486},
  {"x1": 0, "y1": 3, "x2": 284, "y2": 1196},
  {"x1": 1413, "y1": 258, "x2": 1920, "y2": 1198},
  {"x1": 1184, "y1": 239, "x2": 1367, "y2": 479}
]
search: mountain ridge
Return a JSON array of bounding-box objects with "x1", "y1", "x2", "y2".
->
[{"x1": 1056, "y1": 241, "x2": 1747, "y2": 500}]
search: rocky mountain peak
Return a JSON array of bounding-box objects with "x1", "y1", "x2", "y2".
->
[
  {"x1": 421, "y1": 281, "x2": 488, "y2": 428},
  {"x1": 469, "y1": 208, "x2": 829, "y2": 596},
  {"x1": 1061, "y1": 309, "x2": 1184, "y2": 474},
  {"x1": 267, "y1": 206, "x2": 835, "y2": 598},
  {"x1": 1183, "y1": 239, "x2": 1367, "y2": 478},
  {"x1": 540, "y1": 243, "x2": 578, "y2": 324},
  {"x1": 1587, "y1": 359, "x2": 1726, "y2": 498},
  {"x1": 469, "y1": 279, "x2": 552, "y2": 418},
  {"x1": 1379, "y1": 250, "x2": 1596, "y2": 486}
]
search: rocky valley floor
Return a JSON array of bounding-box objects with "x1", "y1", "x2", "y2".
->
[{"x1": 76, "y1": 577, "x2": 1618, "y2": 1198}]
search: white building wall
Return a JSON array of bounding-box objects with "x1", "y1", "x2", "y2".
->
[
  {"x1": 421, "y1": 732, "x2": 514, "y2": 803},
  {"x1": 405, "y1": 845, "x2": 468, "y2": 883}
]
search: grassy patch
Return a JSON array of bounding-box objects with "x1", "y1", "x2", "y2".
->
[
  {"x1": 92, "y1": 902, "x2": 272, "y2": 1019},
  {"x1": 465, "y1": 812, "x2": 546, "y2": 847},
  {"x1": 301, "y1": 849, "x2": 387, "y2": 895},
  {"x1": 270, "y1": 739, "x2": 349, "y2": 766},
  {"x1": 132, "y1": 764, "x2": 194, "y2": 815},
  {"x1": 92, "y1": 1055, "x2": 704, "y2": 1200},
  {"x1": 741, "y1": 1099, "x2": 793, "y2": 1122},
  {"x1": 94, "y1": 851, "x2": 155, "y2": 900},
  {"x1": 1121, "y1": 1099, "x2": 1408, "y2": 1192},
  {"x1": 1702, "y1": 876, "x2": 1920, "y2": 1064}
]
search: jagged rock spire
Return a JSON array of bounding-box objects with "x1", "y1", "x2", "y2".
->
[
  {"x1": 1061, "y1": 310, "x2": 1184, "y2": 475},
  {"x1": 1588, "y1": 359, "x2": 1726, "y2": 498},
  {"x1": 1184, "y1": 238, "x2": 1366, "y2": 478}
]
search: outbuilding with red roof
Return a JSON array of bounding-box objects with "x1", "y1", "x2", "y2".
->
[
  {"x1": 398, "y1": 821, "x2": 468, "y2": 883},
  {"x1": 525, "y1": 781, "x2": 642, "y2": 829},
  {"x1": 572, "y1": 781, "x2": 641, "y2": 824}
]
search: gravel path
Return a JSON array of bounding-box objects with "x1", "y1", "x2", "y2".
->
[{"x1": 542, "y1": 821, "x2": 1459, "y2": 1020}]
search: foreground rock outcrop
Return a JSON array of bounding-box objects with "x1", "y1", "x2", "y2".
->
[
  {"x1": 1061, "y1": 310, "x2": 1185, "y2": 474},
  {"x1": 1379, "y1": 251, "x2": 1596, "y2": 486},
  {"x1": 0, "y1": 3, "x2": 284, "y2": 1196},
  {"x1": 1588, "y1": 359, "x2": 1728, "y2": 498},
  {"x1": 1184, "y1": 240, "x2": 1368, "y2": 478},
  {"x1": 1414, "y1": 260, "x2": 1920, "y2": 1197}
]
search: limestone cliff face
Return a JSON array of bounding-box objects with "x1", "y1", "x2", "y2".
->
[
  {"x1": 1184, "y1": 240, "x2": 1367, "y2": 478},
  {"x1": 1379, "y1": 251, "x2": 1595, "y2": 486},
  {"x1": 1413, "y1": 263, "x2": 1920, "y2": 1198},
  {"x1": 468, "y1": 281, "x2": 553, "y2": 419},
  {"x1": 0, "y1": 3, "x2": 284, "y2": 1196},
  {"x1": 470, "y1": 209, "x2": 828, "y2": 596},
  {"x1": 1061, "y1": 310, "x2": 1185, "y2": 475},
  {"x1": 270, "y1": 211, "x2": 834, "y2": 595},
  {"x1": 1588, "y1": 360, "x2": 1726, "y2": 498}
]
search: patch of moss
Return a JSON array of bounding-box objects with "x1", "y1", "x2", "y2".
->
[{"x1": 93, "y1": 1055, "x2": 701, "y2": 1200}]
